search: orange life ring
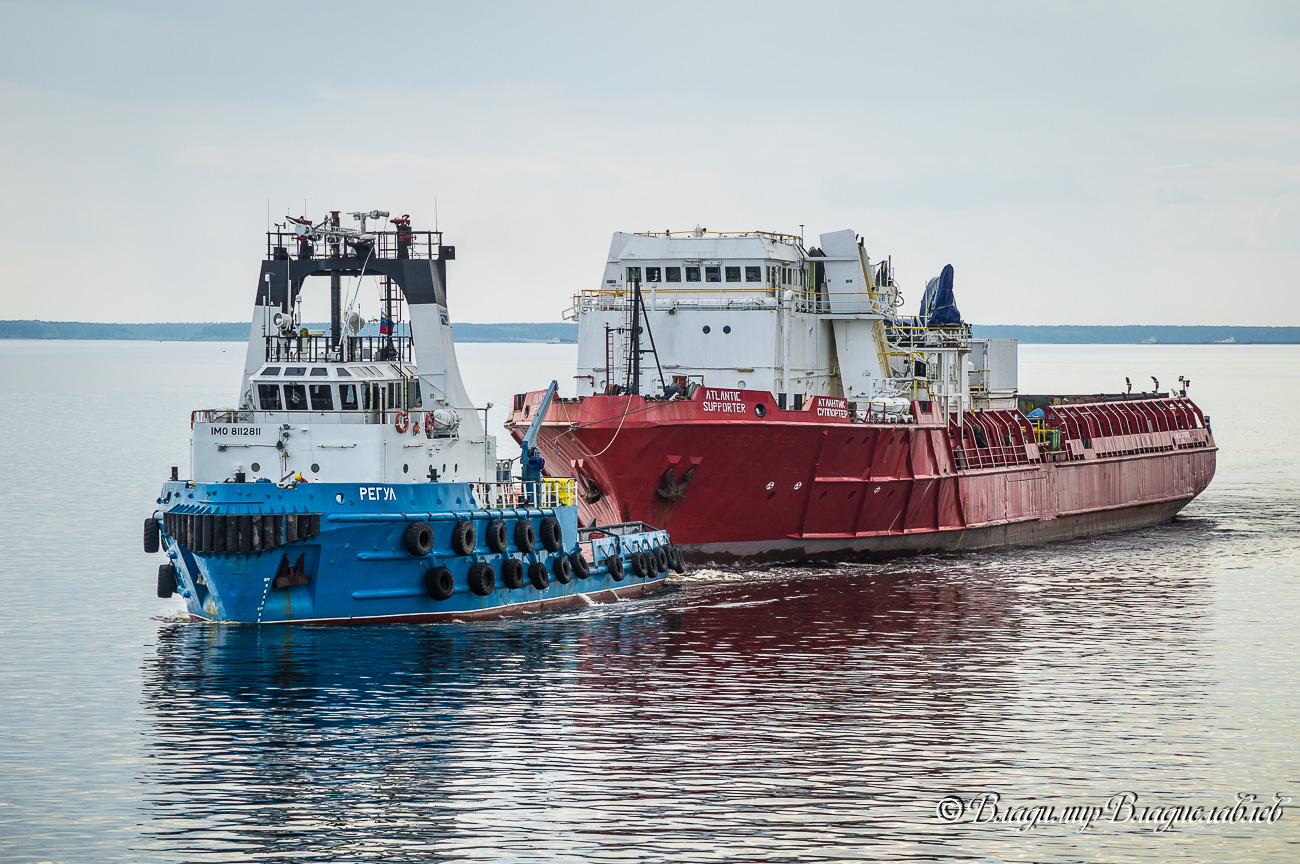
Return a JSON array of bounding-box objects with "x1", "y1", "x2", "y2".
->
[{"x1": 394, "y1": 411, "x2": 409, "y2": 433}]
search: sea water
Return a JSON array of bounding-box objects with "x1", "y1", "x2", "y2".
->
[{"x1": 0, "y1": 341, "x2": 1296, "y2": 863}]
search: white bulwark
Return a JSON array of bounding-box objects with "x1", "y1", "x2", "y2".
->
[{"x1": 569, "y1": 227, "x2": 1017, "y2": 421}]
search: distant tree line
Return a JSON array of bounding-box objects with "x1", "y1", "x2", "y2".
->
[
  {"x1": 1, "y1": 320, "x2": 1295, "y2": 344},
  {"x1": 970, "y1": 325, "x2": 1300, "y2": 344},
  {"x1": 0, "y1": 320, "x2": 581, "y2": 343}
]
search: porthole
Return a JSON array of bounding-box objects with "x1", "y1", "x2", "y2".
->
[
  {"x1": 403, "y1": 463, "x2": 409, "y2": 473},
  {"x1": 250, "y1": 462, "x2": 261, "y2": 472},
  {"x1": 335, "y1": 493, "x2": 345, "y2": 503},
  {"x1": 310, "y1": 462, "x2": 320, "y2": 473},
  {"x1": 702, "y1": 325, "x2": 711, "y2": 334},
  {"x1": 737, "y1": 380, "x2": 747, "y2": 388},
  {"x1": 723, "y1": 325, "x2": 732, "y2": 334}
]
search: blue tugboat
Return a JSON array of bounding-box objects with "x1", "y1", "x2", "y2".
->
[{"x1": 142, "y1": 210, "x2": 682, "y2": 623}]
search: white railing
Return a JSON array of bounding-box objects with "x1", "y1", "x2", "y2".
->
[{"x1": 470, "y1": 478, "x2": 577, "y2": 510}]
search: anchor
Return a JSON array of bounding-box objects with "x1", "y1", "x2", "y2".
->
[{"x1": 656, "y1": 466, "x2": 695, "y2": 501}]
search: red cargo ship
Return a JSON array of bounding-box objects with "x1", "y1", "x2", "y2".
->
[{"x1": 506, "y1": 228, "x2": 1216, "y2": 563}]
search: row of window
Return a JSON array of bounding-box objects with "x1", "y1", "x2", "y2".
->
[
  {"x1": 626, "y1": 265, "x2": 807, "y2": 286},
  {"x1": 256, "y1": 381, "x2": 420, "y2": 412},
  {"x1": 259, "y1": 365, "x2": 392, "y2": 378}
]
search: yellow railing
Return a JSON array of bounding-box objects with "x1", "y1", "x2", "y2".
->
[{"x1": 470, "y1": 478, "x2": 576, "y2": 510}]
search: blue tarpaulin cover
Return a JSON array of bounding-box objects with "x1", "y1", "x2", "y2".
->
[{"x1": 919, "y1": 264, "x2": 962, "y2": 328}]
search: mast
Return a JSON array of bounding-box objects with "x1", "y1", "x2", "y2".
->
[
  {"x1": 628, "y1": 276, "x2": 642, "y2": 395},
  {"x1": 328, "y1": 211, "x2": 342, "y2": 352}
]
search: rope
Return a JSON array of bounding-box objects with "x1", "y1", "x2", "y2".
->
[{"x1": 568, "y1": 393, "x2": 636, "y2": 458}]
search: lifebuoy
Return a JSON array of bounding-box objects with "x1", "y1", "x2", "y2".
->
[{"x1": 394, "y1": 411, "x2": 410, "y2": 433}]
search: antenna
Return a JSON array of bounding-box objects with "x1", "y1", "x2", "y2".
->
[{"x1": 434, "y1": 197, "x2": 439, "y2": 232}]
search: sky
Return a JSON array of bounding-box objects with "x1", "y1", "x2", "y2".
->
[{"x1": 1, "y1": 0, "x2": 1297, "y2": 326}]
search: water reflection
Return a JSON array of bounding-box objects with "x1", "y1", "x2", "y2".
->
[{"x1": 139, "y1": 544, "x2": 1227, "y2": 862}]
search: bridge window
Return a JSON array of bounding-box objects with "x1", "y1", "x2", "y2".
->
[
  {"x1": 285, "y1": 367, "x2": 306, "y2": 376},
  {"x1": 309, "y1": 384, "x2": 334, "y2": 410},
  {"x1": 626, "y1": 266, "x2": 641, "y2": 283},
  {"x1": 340, "y1": 384, "x2": 358, "y2": 410},
  {"x1": 745, "y1": 266, "x2": 761, "y2": 282},
  {"x1": 705, "y1": 265, "x2": 721, "y2": 282},
  {"x1": 257, "y1": 384, "x2": 282, "y2": 410},
  {"x1": 725, "y1": 266, "x2": 741, "y2": 282},
  {"x1": 310, "y1": 367, "x2": 328, "y2": 376},
  {"x1": 686, "y1": 266, "x2": 701, "y2": 282},
  {"x1": 262, "y1": 367, "x2": 280, "y2": 376},
  {"x1": 665, "y1": 267, "x2": 681, "y2": 282},
  {"x1": 337, "y1": 367, "x2": 352, "y2": 377},
  {"x1": 645, "y1": 267, "x2": 661, "y2": 283},
  {"x1": 284, "y1": 384, "x2": 308, "y2": 411}
]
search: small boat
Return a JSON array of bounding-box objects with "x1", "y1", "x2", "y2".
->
[{"x1": 142, "y1": 210, "x2": 680, "y2": 623}]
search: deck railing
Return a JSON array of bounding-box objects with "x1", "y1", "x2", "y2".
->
[{"x1": 470, "y1": 478, "x2": 576, "y2": 510}]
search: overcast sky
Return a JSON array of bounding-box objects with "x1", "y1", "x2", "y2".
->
[{"x1": 2, "y1": 1, "x2": 1297, "y2": 326}]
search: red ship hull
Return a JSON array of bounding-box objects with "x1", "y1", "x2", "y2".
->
[{"x1": 506, "y1": 389, "x2": 1216, "y2": 564}]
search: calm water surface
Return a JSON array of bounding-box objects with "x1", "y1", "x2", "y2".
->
[{"x1": 0, "y1": 341, "x2": 1297, "y2": 863}]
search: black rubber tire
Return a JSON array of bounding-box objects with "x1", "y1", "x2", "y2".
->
[
  {"x1": 404, "y1": 521, "x2": 434, "y2": 557},
  {"x1": 553, "y1": 554, "x2": 572, "y2": 584},
  {"x1": 424, "y1": 566, "x2": 455, "y2": 600},
  {"x1": 501, "y1": 557, "x2": 525, "y2": 590},
  {"x1": 486, "y1": 519, "x2": 509, "y2": 553},
  {"x1": 539, "y1": 516, "x2": 563, "y2": 552},
  {"x1": 157, "y1": 564, "x2": 177, "y2": 599},
  {"x1": 451, "y1": 520, "x2": 477, "y2": 556},
  {"x1": 514, "y1": 520, "x2": 536, "y2": 553},
  {"x1": 630, "y1": 550, "x2": 650, "y2": 578},
  {"x1": 605, "y1": 555, "x2": 625, "y2": 582},
  {"x1": 652, "y1": 545, "x2": 669, "y2": 573},
  {"x1": 569, "y1": 551, "x2": 591, "y2": 580},
  {"x1": 528, "y1": 560, "x2": 549, "y2": 590},
  {"x1": 143, "y1": 517, "x2": 160, "y2": 554},
  {"x1": 669, "y1": 545, "x2": 686, "y2": 573},
  {"x1": 467, "y1": 561, "x2": 496, "y2": 596}
]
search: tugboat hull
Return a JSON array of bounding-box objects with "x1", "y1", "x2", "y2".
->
[{"x1": 153, "y1": 481, "x2": 673, "y2": 624}]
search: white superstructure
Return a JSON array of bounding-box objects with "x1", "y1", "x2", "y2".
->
[
  {"x1": 569, "y1": 228, "x2": 1017, "y2": 421},
  {"x1": 191, "y1": 211, "x2": 496, "y2": 486}
]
